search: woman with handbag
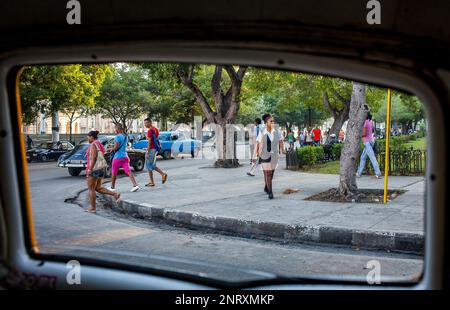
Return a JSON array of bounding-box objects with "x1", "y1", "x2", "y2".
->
[
  {"x1": 85, "y1": 130, "x2": 120, "y2": 213},
  {"x1": 255, "y1": 114, "x2": 286, "y2": 199}
]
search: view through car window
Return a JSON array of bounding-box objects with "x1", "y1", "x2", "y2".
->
[{"x1": 19, "y1": 62, "x2": 426, "y2": 285}]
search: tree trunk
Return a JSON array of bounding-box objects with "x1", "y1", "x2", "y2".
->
[
  {"x1": 178, "y1": 65, "x2": 246, "y2": 168},
  {"x1": 326, "y1": 113, "x2": 348, "y2": 143},
  {"x1": 323, "y1": 91, "x2": 350, "y2": 144},
  {"x1": 51, "y1": 111, "x2": 59, "y2": 142},
  {"x1": 214, "y1": 123, "x2": 239, "y2": 168},
  {"x1": 338, "y1": 82, "x2": 368, "y2": 199},
  {"x1": 69, "y1": 117, "x2": 73, "y2": 145}
]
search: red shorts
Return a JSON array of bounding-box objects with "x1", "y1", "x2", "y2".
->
[{"x1": 112, "y1": 157, "x2": 131, "y2": 175}]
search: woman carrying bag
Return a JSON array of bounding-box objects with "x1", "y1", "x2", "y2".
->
[
  {"x1": 85, "y1": 130, "x2": 121, "y2": 213},
  {"x1": 255, "y1": 114, "x2": 286, "y2": 199}
]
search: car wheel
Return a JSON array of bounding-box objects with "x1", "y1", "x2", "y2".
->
[
  {"x1": 40, "y1": 155, "x2": 48, "y2": 162},
  {"x1": 133, "y1": 158, "x2": 144, "y2": 172},
  {"x1": 68, "y1": 167, "x2": 82, "y2": 176},
  {"x1": 162, "y1": 150, "x2": 171, "y2": 160},
  {"x1": 105, "y1": 165, "x2": 112, "y2": 178}
]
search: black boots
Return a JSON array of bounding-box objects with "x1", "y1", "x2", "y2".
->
[{"x1": 264, "y1": 185, "x2": 274, "y2": 199}]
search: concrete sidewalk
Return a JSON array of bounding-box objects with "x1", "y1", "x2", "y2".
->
[{"x1": 99, "y1": 158, "x2": 425, "y2": 254}]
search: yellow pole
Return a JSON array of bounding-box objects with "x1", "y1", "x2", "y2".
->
[{"x1": 383, "y1": 89, "x2": 392, "y2": 204}]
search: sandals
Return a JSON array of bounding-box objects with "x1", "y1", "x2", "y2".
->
[
  {"x1": 115, "y1": 193, "x2": 121, "y2": 203},
  {"x1": 85, "y1": 209, "x2": 96, "y2": 214},
  {"x1": 162, "y1": 174, "x2": 168, "y2": 184},
  {"x1": 145, "y1": 182, "x2": 155, "y2": 187}
]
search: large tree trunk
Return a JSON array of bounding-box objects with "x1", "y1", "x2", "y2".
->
[
  {"x1": 338, "y1": 82, "x2": 368, "y2": 199},
  {"x1": 214, "y1": 122, "x2": 239, "y2": 168},
  {"x1": 323, "y1": 91, "x2": 350, "y2": 144},
  {"x1": 178, "y1": 65, "x2": 247, "y2": 168}
]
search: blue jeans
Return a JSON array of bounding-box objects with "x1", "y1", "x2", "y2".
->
[{"x1": 357, "y1": 141, "x2": 381, "y2": 176}]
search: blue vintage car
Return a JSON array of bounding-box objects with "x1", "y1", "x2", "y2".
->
[{"x1": 132, "y1": 131, "x2": 202, "y2": 160}]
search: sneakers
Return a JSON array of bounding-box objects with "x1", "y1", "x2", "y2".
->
[
  {"x1": 374, "y1": 175, "x2": 382, "y2": 179},
  {"x1": 107, "y1": 186, "x2": 116, "y2": 192},
  {"x1": 130, "y1": 186, "x2": 140, "y2": 192},
  {"x1": 355, "y1": 173, "x2": 361, "y2": 178},
  {"x1": 247, "y1": 172, "x2": 255, "y2": 177}
]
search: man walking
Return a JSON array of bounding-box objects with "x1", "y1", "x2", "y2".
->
[
  {"x1": 108, "y1": 123, "x2": 140, "y2": 192},
  {"x1": 144, "y1": 118, "x2": 168, "y2": 186},
  {"x1": 356, "y1": 113, "x2": 381, "y2": 179}
]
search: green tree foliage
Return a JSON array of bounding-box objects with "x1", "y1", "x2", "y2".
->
[
  {"x1": 374, "y1": 92, "x2": 424, "y2": 130},
  {"x1": 20, "y1": 64, "x2": 111, "y2": 125},
  {"x1": 94, "y1": 64, "x2": 152, "y2": 133}
]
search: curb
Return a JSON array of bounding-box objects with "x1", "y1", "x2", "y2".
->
[{"x1": 101, "y1": 194, "x2": 424, "y2": 255}]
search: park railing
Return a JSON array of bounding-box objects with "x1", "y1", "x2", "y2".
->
[
  {"x1": 286, "y1": 145, "x2": 426, "y2": 176},
  {"x1": 369, "y1": 147, "x2": 426, "y2": 176}
]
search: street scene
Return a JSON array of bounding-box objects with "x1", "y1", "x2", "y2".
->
[{"x1": 21, "y1": 63, "x2": 426, "y2": 284}]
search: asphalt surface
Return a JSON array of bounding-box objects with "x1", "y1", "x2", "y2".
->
[{"x1": 27, "y1": 158, "x2": 424, "y2": 286}]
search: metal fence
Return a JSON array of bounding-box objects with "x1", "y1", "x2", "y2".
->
[
  {"x1": 369, "y1": 148, "x2": 426, "y2": 176},
  {"x1": 286, "y1": 146, "x2": 426, "y2": 176}
]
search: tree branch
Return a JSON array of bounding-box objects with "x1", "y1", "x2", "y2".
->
[
  {"x1": 323, "y1": 92, "x2": 337, "y2": 118},
  {"x1": 223, "y1": 66, "x2": 247, "y2": 121},
  {"x1": 177, "y1": 65, "x2": 215, "y2": 123}
]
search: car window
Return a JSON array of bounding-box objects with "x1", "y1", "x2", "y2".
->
[
  {"x1": 159, "y1": 133, "x2": 170, "y2": 141},
  {"x1": 17, "y1": 62, "x2": 428, "y2": 288}
]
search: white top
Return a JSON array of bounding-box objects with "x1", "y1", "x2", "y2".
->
[{"x1": 256, "y1": 127, "x2": 283, "y2": 143}]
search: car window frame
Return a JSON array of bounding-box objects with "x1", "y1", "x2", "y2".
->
[{"x1": 0, "y1": 44, "x2": 447, "y2": 289}]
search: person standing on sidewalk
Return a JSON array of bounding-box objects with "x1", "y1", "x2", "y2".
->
[
  {"x1": 26, "y1": 134, "x2": 33, "y2": 150},
  {"x1": 85, "y1": 130, "x2": 120, "y2": 213},
  {"x1": 287, "y1": 130, "x2": 295, "y2": 150},
  {"x1": 144, "y1": 118, "x2": 168, "y2": 187},
  {"x1": 109, "y1": 124, "x2": 140, "y2": 192},
  {"x1": 247, "y1": 118, "x2": 262, "y2": 177},
  {"x1": 356, "y1": 113, "x2": 382, "y2": 179},
  {"x1": 305, "y1": 127, "x2": 313, "y2": 146},
  {"x1": 312, "y1": 125, "x2": 322, "y2": 146},
  {"x1": 255, "y1": 113, "x2": 285, "y2": 199}
]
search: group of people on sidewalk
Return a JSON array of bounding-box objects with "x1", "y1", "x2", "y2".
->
[
  {"x1": 84, "y1": 111, "x2": 381, "y2": 211},
  {"x1": 84, "y1": 118, "x2": 168, "y2": 213},
  {"x1": 247, "y1": 111, "x2": 381, "y2": 200}
]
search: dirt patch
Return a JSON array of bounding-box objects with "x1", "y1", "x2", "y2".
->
[
  {"x1": 305, "y1": 188, "x2": 406, "y2": 203},
  {"x1": 283, "y1": 188, "x2": 300, "y2": 195}
]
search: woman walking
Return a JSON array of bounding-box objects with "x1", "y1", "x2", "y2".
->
[
  {"x1": 255, "y1": 114, "x2": 285, "y2": 199},
  {"x1": 85, "y1": 130, "x2": 120, "y2": 213}
]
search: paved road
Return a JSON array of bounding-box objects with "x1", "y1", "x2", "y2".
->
[{"x1": 27, "y1": 159, "x2": 423, "y2": 285}]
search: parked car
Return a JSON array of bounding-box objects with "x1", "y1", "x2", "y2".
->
[
  {"x1": 26, "y1": 141, "x2": 74, "y2": 162},
  {"x1": 132, "y1": 131, "x2": 202, "y2": 160},
  {"x1": 57, "y1": 135, "x2": 146, "y2": 177}
]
